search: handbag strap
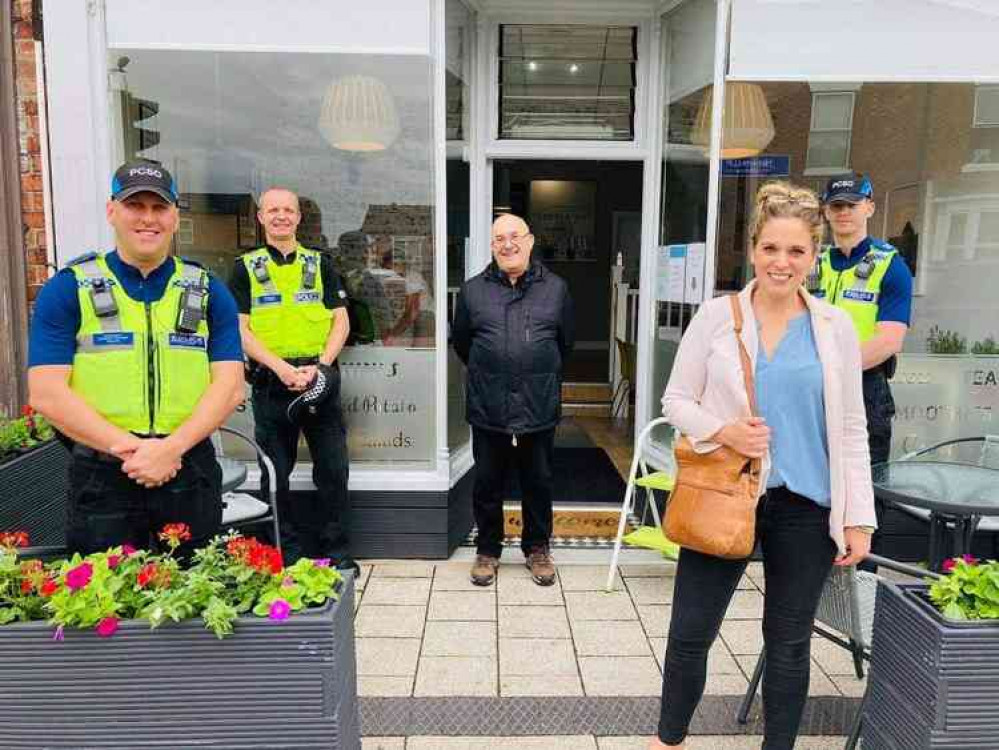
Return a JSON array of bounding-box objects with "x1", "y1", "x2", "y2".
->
[{"x1": 728, "y1": 295, "x2": 761, "y2": 475}]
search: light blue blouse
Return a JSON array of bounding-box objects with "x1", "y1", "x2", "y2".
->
[{"x1": 755, "y1": 313, "x2": 831, "y2": 507}]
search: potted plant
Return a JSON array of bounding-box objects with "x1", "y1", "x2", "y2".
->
[
  {"x1": 0, "y1": 525, "x2": 360, "y2": 749},
  {"x1": 0, "y1": 406, "x2": 69, "y2": 551},
  {"x1": 863, "y1": 557, "x2": 999, "y2": 750}
]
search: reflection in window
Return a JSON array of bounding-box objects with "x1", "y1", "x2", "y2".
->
[
  {"x1": 107, "y1": 49, "x2": 438, "y2": 466},
  {"x1": 806, "y1": 91, "x2": 854, "y2": 173},
  {"x1": 498, "y1": 24, "x2": 637, "y2": 141}
]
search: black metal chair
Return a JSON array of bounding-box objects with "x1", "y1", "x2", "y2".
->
[
  {"x1": 736, "y1": 553, "x2": 942, "y2": 749},
  {"x1": 216, "y1": 425, "x2": 281, "y2": 551}
]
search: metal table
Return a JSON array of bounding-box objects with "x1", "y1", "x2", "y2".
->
[{"x1": 872, "y1": 459, "x2": 999, "y2": 571}]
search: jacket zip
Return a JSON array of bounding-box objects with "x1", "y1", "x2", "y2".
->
[{"x1": 145, "y1": 301, "x2": 156, "y2": 434}]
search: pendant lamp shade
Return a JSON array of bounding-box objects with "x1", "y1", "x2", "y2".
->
[
  {"x1": 691, "y1": 82, "x2": 775, "y2": 159},
  {"x1": 319, "y1": 75, "x2": 401, "y2": 152}
]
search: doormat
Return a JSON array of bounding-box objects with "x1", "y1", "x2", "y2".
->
[
  {"x1": 506, "y1": 446, "x2": 626, "y2": 505},
  {"x1": 503, "y1": 507, "x2": 627, "y2": 539}
]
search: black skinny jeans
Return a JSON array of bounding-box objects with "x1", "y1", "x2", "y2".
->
[
  {"x1": 658, "y1": 487, "x2": 837, "y2": 749},
  {"x1": 472, "y1": 425, "x2": 554, "y2": 557},
  {"x1": 251, "y1": 368, "x2": 350, "y2": 564}
]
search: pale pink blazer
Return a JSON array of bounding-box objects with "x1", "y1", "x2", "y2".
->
[{"x1": 661, "y1": 280, "x2": 877, "y2": 554}]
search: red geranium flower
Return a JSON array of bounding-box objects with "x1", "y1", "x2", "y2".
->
[
  {"x1": 40, "y1": 578, "x2": 59, "y2": 597},
  {"x1": 20, "y1": 405, "x2": 34, "y2": 417},
  {"x1": 158, "y1": 523, "x2": 192, "y2": 549},
  {"x1": 20, "y1": 578, "x2": 33, "y2": 594},
  {"x1": 0, "y1": 531, "x2": 29, "y2": 549},
  {"x1": 137, "y1": 563, "x2": 158, "y2": 589}
]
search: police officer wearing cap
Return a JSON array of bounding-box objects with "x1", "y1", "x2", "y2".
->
[
  {"x1": 229, "y1": 187, "x2": 353, "y2": 569},
  {"x1": 816, "y1": 173, "x2": 914, "y2": 562},
  {"x1": 27, "y1": 160, "x2": 245, "y2": 554}
]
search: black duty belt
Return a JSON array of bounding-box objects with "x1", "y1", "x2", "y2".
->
[{"x1": 71, "y1": 445, "x2": 121, "y2": 464}]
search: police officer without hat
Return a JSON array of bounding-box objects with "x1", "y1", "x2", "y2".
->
[
  {"x1": 816, "y1": 173, "x2": 914, "y2": 563},
  {"x1": 27, "y1": 160, "x2": 245, "y2": 554},
  {"x1": 229, "y1": 188, "x2": 353, "y2": 569}
]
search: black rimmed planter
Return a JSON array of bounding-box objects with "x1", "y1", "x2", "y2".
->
[
  {"x1": 0, "y1": 573, "x2": 359, "y2": 749},
  {"x1": 0, "y1": 440, "x2": 69, "y2": 550},
  {"x1": 863, "y1": 581, "x2": 999, "y2": 750}
]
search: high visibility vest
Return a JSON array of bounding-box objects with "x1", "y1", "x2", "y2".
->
[
  {"x1": 69, "y1": 253, "x2": 211, "y2": 434},
  {"x1": 815, "y1": 240, "x2": 897, "y2": 342},
  {"x1": 241, "y1": 246, "x2": 333, "y2": 358}
]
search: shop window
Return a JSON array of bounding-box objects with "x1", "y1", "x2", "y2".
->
[
  {"x1": 498, "y1": 24, "x2": 637, "y2": 141},
  {"x1": 967, "y1": 86, "x2": 999, "y2": 169},
  {"x1": 974, "y1": 86, "x2": 999, "y2": 127},
  {"x1": 106, "y1": 49, "x2": 438, "y2": 467},
  {"x1": 805, "y1": 91, "x2": 854, "y2": 174}
]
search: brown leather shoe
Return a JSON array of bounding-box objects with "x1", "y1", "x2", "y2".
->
[
  {"x1": 525, "y1": 547, "x2": 556, "y2": 586},
  {"x1": 470, "y1": 554, "x2": 499, "y2": 586}
]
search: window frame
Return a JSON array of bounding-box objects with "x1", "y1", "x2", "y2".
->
[{"x1": 804, "y1": 90, "x2": 856, "y2": 176}]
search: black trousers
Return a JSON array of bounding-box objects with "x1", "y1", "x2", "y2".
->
[
  {"x1": 251, "y1": 369, "x2": 350, "y2": 563},
  {"x1": 862, "y1": 369, "x2": 894, "y2": 568},
  {"x1": 472, "y1": 425, "x2": 554, "y2": 557},
  {"x1": 658, "y1": 487, "x2": 837, "y2": 750},
  {"x1": 66, "y1": 438, "x2": 222, "y2": 556}
]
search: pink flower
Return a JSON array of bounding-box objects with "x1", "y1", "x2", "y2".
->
[
  {"x1": 52, "y1": 625, "x2": 64, "y2": 642},
  {"x1": 942, "y1": 554, "x2": 980, "y2": 573},
  {"x1": 121, "y1": 544, "x2": 138, "y2": 557},
  {"x1": 95, "y1": 617, "x2": 119, "y2": 638},
  {"x1": 107, "y1": 554, "x2": 122, "y2": 569},
  {"x1": 65, "y1": 562, "x2": 93, "y2": 590},
  {"x1": 313, "y1": 558, "x2": 331, "y2": 568},
  {"x1": 268, "y1": 599, "x2": 291, "y2": 621}
]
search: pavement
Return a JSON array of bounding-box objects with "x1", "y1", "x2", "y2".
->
[{"x1": 352, "y1": 547, "x2": 865, "y2": 748}]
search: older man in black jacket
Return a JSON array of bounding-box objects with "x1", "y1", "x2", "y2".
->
[{"x1": 452, "y1": 213, "x2": 575, "y2": 587}]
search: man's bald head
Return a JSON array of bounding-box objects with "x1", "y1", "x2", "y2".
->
[
  {"x1": 257, "y1": 187, "x2": 301, "y2": 247},
  {"x1": 491, "y1": 213, "x2": 534, "y2": 282}
]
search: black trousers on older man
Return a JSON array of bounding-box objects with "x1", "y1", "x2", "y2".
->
[{"x1": 472, "y1": 425, "x2": 555, "y2": 558}]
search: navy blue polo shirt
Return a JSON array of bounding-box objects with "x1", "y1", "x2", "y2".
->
[
  {"x1": 827, "y1": 236, "x2": 913, "y2": 326},
  {"x1": 28, "y1": 251, "x2": 243, "y2": 367}
]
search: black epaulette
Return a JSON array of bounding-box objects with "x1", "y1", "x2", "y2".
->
[
  {"x1": 176, "y1": 256, "x2": 206, "y2": 270},
  {"x1": 65, "y1": 251, "x2": 99, "y2": 268}
]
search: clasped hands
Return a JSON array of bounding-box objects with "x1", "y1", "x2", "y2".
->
[
  {"x1": 109, "y1": 436, "x2": 183, "y2": 488},
  {"x1": 278, "y1": 362, "x2": 317, "y2": 392}
]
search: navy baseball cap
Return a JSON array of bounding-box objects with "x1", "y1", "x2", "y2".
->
[
  {"x1": 821, "y1": 173, "x2": 873, "y2": 204},
  {"x1": 110, "y1": 160, "x2": 178, "y2": 204}
]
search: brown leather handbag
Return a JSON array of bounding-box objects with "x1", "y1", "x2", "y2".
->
[{"x1": 662, "y1": 295, "x2": 761, "y2": 560}]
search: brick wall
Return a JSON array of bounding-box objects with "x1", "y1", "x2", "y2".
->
[{"x1": 11, "y1": 0, "x2": 47, "y2": 302}]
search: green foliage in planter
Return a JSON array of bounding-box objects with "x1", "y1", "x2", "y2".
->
[
  {"x1": 972, "y1": 336, "x2": 999, "y2": 355},
  {"x1": 926, "y1": 326, "x2": 967, "y2": 354},
  {"x1": 0, "y1": 525, "x2": 341, "y2": 639},
  {"x1": 0, "y1": 406, "x2": 54, "y2": 463},
  {"x1": 929, "y1": 556, "x2": 999, "y2": 621}
]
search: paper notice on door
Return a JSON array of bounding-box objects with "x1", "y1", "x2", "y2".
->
[{"x1": 656, "y1": 242, "x2": 707, "y2": 304}]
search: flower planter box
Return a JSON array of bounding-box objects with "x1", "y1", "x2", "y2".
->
[
  {"x1": 0, "y1": 572, "x2": 359, "y2": 749},
  {"x1": 863, "y1": 580, "x2": 999, "y2": 750},
  {"x1": 0, "y1": 440, "x2": 69, "y2": 550}
]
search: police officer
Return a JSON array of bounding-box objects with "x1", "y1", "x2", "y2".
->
[
  {"x1": 817, "y1": 173, "x2": 914, "y2": 560},
  {"x1": 27, "y1": 160, "x2": 245, "y2": 554},
  {"x1": 229, "y1": 187, "x2": 353, "y2": 569}
]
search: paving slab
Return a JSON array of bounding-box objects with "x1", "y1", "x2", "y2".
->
[
  {"x1": 724, "y1": 589, "x2": 765, "y2": 620},
  {"x1": 624, "y1": 576, "x2": 674, "y2": 604},
  {"x1": 572, "y1": 619, "x2": 653, "y2": 657},
  {"x1": 734, "y1": 654, "x2": 843, "y2": 697},
  {"x1": 619, "y1": 562, "x2": 675, "y2": 578},
  {"x1": 497, "y1": 576, "x2": 565, "y2": 605},
  {"x1": 433, "y1": 561, "x2": 487, "y2": 591},
  {"x1": 810, "y1": 636, "x2": 863, "y2": 675},
  {"x1": 361, "y1": 738, "x2": 405, "y2": 750},
  {"x1": 363, "y1": 578, "x2": 432, "y2": 606},
  {"x1": 357, "y1": 675, "x2": 412, "y2": 697},
  {"x1": 355, "y1": 605, "x2": 426, "y2": 638},
  {"x1": 499, "y1": 637, "x2": 579, "y2": 676},
  {"x1": 498, "y1": 604, "x2": 572, "y2": 639},
  {"x1": 428, "y1": 590, "x2": 497, "y2": 621},
  {"x1": 637, "y1": 604, "x2": 670, "y2": 638},
  {"x1": 578, "y1": 655, "x2": 663, "y2": 696},
  {"x1": 414, "y1": 656, "x2": 498, "y2": 696},
  {"x1": 566, "y1": 590, "x2": 638, "y2": 621},
  {"x1": 370, "y1": 562, "x2": 435, "y2": 578},
  {"x1": 558, "y1": 564, "x2": 623, "y2": 591},
  {"x1": 719, "y1": 620, "x2": 764, "y2": 656},
  {"x1": 500, "y1": 674, "x2": 584, "y2": 696},
  {"x1": 422, "y1": 620, "x2": 497, "y2": 657},
  {"x1": 598, "y1": 738, "x2": 847, "y2": 750},
  {"x1": 356, "y1": 637, "x2": 421, "y2": 677}
]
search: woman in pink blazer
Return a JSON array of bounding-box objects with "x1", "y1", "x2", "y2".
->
[{"x1": 650, "y1": 182, "x2": 877, "y2": 750}]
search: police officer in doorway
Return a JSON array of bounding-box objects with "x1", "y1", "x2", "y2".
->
[
  {"x1": 229, "y1": 187, "x2": 354, "y2": 569},
  {"x1": 816, "y1": 173, "x2": 914, "y2": 561},
  {"x1": 27, "y1": 161, "x2": 245, "y2": 554}
]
